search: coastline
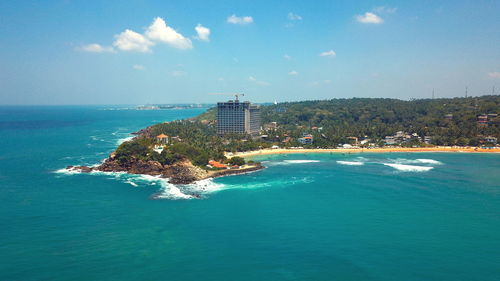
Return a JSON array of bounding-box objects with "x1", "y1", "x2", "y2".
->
[
  {"x1": 65, "y1": 159, "x2": 264, "y2": 185},
  {"x1": 231, "y1": 146, "x2": 500, "y2": 159}
]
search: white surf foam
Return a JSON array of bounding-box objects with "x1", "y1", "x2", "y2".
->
[
  {"x1": 155, "y1": 178, "x2": 226, "y2": 200},
  {"x1": 391, "y1": 158, "x2": 442, "y2": 165},
  {"x1": 54, "y1": 166, "x2": 225, "y2": 200},
  {"x1": 156, "y1": 182, "x2": 194, "y2": 200},
  {"x1": 284, "y1": 160, "x2": 320, "y2": 164},
  {"x1": 54, "y1": 167, "x2": 81, "y2": 175},
  {"x1": 265, "y1": 159, "x2": 320, "y2": 166},
  {"x1": 116, "y1": 136, "x2": 134, "y2": 145},
  {"x1": 337, "y1": 160, "x2": 364, "y2": 166},
  {"x1": 383, "y1": 163, "x2": 434, "y2": 172},
  {"x1": 126, "y1": 180, "x2": 138, "y2": 187},
  {"x1": 415, "y1": 159, "x2": 442, "y2": 165}
]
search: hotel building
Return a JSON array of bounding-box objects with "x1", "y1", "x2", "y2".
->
[{"x1": 217, "y1": 99, "x2": 261, "y2": 136}]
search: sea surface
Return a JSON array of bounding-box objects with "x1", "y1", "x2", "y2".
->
[{"x1": 1, "y1": 106, "x2": 499, "y2": 281}]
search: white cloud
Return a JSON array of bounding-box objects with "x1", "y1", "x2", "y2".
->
[
  {"x1": 283, "y1": 54, "x2": 291, "y2": 60},
  {"x1": 373, "y1": 6, "x2": 397, "y2": 14},
  {"x1": 319, "y1": 50, "x2": 336, "y2": 58},
  {"x1": 217, "y1": 77, "x2": 224, "y2": 81},
  {"x1": 488, "y1": 72, "x2": 500, "y2": 79},
  {"x1": 288, "y1": 12, "x2": 302, "y2": 21},
  {"x1": 194, "y1": 24, "x2": 210, "y2": 41},
  {"x1": 172, "y1": 70, "x2": 187, "y2": 77},
  {"x1": 227, "y1": 14, "x2": 253, "y2": 25},
  {"x1": 356, "y1": 12, "x2": 384, "y2": 24},
  {"x1": 288, "y1": 70, "x2": 298, "y2": 75},
  {"x1": 249, "y1": 76, "x2": 270, "y2": 86},
  {"x1": 78, "y1": 43, "x2": 115, "y2": 53},
  {"x1": 145, "y1": 17, "x2": 192, "y2": 49},
  {"x1": 113, "y1": 29, "x2": 154, "y2": 52},
  {"x1": 133, "y1": 64, "x2": 145, "y2": 71}
]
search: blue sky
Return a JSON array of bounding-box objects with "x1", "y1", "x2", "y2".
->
[{"x1": 1, "y1": 0, "x2": 499, "y2": 104}]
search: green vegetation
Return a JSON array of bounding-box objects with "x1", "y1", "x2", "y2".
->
[
  {"x1": 228, "y1": 156, "x2": 245, "y2": 166},
  {"x1": 259, "y1": 96, "x2": 499, "y2": 146},
  {"x1": 115, "y1": 95, "x2": 499, "y2": 167}
]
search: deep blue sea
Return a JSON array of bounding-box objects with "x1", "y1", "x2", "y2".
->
[{"x1": 1, "y1": 106, "x2": 500, "y2": 281}]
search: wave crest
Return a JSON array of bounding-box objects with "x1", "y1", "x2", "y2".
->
[
  {"x1": 383, "y1": 163, "x2": 434, "y2": 172},
  {"x1": 337, "y1": 160, "x2": 364, "y2": 166}
]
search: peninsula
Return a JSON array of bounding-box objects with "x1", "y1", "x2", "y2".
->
[{"x1": 67, "y1": 95, "x2": 499, "y2": 183}]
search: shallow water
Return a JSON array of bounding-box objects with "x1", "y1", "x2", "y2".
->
[{"x1": 1, "y1": 106, "x2": 500, "y2": 281}]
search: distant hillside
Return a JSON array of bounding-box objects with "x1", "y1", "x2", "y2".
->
[{"x1": 196, "y1": 96, "x2": 500, "y2": 145}]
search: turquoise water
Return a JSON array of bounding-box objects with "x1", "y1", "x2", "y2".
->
[{"x1": 1, "y1": 106, "x2": 500, "y2": 281}]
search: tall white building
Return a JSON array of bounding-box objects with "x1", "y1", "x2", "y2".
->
[{"x1": 217, "y1": 99, "x2": 261, "y2": 136}]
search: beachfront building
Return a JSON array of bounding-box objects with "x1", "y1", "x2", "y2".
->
[
  {"x1": 484, "y1": 136, "x2": 498, "y2": 145},
  {"x1": 217, "y1": 99, "x2": 261, "y2": 136},
  {"x1": 298, "y1": 134, "x2": 313, "y2": 145}
]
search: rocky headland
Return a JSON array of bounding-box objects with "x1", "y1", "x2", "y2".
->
[{"x1": 66, "y1": 152, "x2": 264, "y2": 185}]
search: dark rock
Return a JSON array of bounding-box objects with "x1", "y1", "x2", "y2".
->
[{"x1": 72, "y1": 166, "x2": 92, "y2": 173}]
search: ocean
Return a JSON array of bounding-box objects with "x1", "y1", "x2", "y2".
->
[{"x1": 1, "y1": 106, "x2": 499, "y2": 281}]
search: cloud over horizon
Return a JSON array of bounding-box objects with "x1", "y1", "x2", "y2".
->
[
  {"x1": 113, "y1": 29, "x2": 154, "y2": 52},
  {"x1": 227, "y1": 14, "x2": 254, "y2": 24},
  {"x1": 133, "y1": 64, "x2": 145, "y2": 71},
  {"x1": 194, "y1": 24, "x2": 210, "y2": 41},
  {"x1": 288, "y1": 12, "x2": 302, "y2": 21},
  {"x1": 319, "y1": 50, "x2": 336, "y2": 57},
  {"x1": 356, "y1": 12, "x2": 384, "y2": 24},
  {"x1": 78, "y1": 43, "x2": 115, "y2": 53},
  {"x1": 83, "y1": 17, "x2": 193, "y2": 54},
  {"x1": 145, "y1": 17, "x2": 193, "y2": 49}
]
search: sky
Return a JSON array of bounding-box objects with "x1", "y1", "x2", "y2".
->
[{"x1": 0, "y1": 0, "x2": 499, "y2": 105}]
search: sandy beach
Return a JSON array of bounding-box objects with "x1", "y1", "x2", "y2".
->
[{"x1": 230, "y1": 146, "x2": 500, "y2": 158}]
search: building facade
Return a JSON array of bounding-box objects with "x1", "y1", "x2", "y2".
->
[
  {"x1": 217, "y1": 100, "x2": 261, "y2": 136},
  {"x1": 298, "y1": 133, "x2": 313, "y2": 145}
]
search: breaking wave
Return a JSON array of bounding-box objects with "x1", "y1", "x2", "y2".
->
[
  {"x1": 390, "y1": 158, "x2": 443, "y2": 165},
  {"x1": 55, "y1": 167, "x2": 225, "y2": 200},
  {"x1": 266, "y1": 160, "x2": 321, "y2": 166},
  {"x1": 337, "y1": 160, "x2": 364, "y2": 166},
  {"x1": 116, "y1": 136, "x2": 134, "y2": 145},
  {"x1": 54, "y1": 167, "x2": 82, "y2": 175},
  {"x1": 415, "y1": 159, "x2": 442, "y2": 165},
  {"x1": 154, "y1": 178, "x2": 225, "y2": 200},
  {"x1": 285, "y1": 160, "x2": 320, "y2": 163},
  {"x1": 383, "y1": 163, "x2": 434, "y2": 172}
]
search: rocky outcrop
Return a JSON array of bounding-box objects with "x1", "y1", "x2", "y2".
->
[
  {"x1": 162, "y1": 160, "x2": 210, "y2": 184},
  {"x1": 67, "y1": 154, "x2": 264, "y2": 184},
  {"x1": 66, "y1": 165, "x2": 92, "y2": 173}
]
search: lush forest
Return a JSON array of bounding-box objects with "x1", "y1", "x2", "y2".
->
[
  {"x1": 115, "y1": 95, "x2": 499, "y2": 168},
  {"x1": 262, "y1": 96, "x2": 499, "y2": 145}
]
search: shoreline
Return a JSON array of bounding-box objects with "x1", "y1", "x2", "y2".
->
[
  {"x1": 231, "y1": 146, "x2": 500, "y2": 159},
  {"x1": 65, "y1": 161, "x2": 264, "y2": 185}
]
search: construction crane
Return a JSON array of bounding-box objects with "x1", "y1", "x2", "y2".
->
[{"x1": 209, "y1": 93, "x2": 245, "y2": 101}]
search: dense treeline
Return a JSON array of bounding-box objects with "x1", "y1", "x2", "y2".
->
[{"x1": 260, "y1": 96, "x2": 499, "y2": 145}]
